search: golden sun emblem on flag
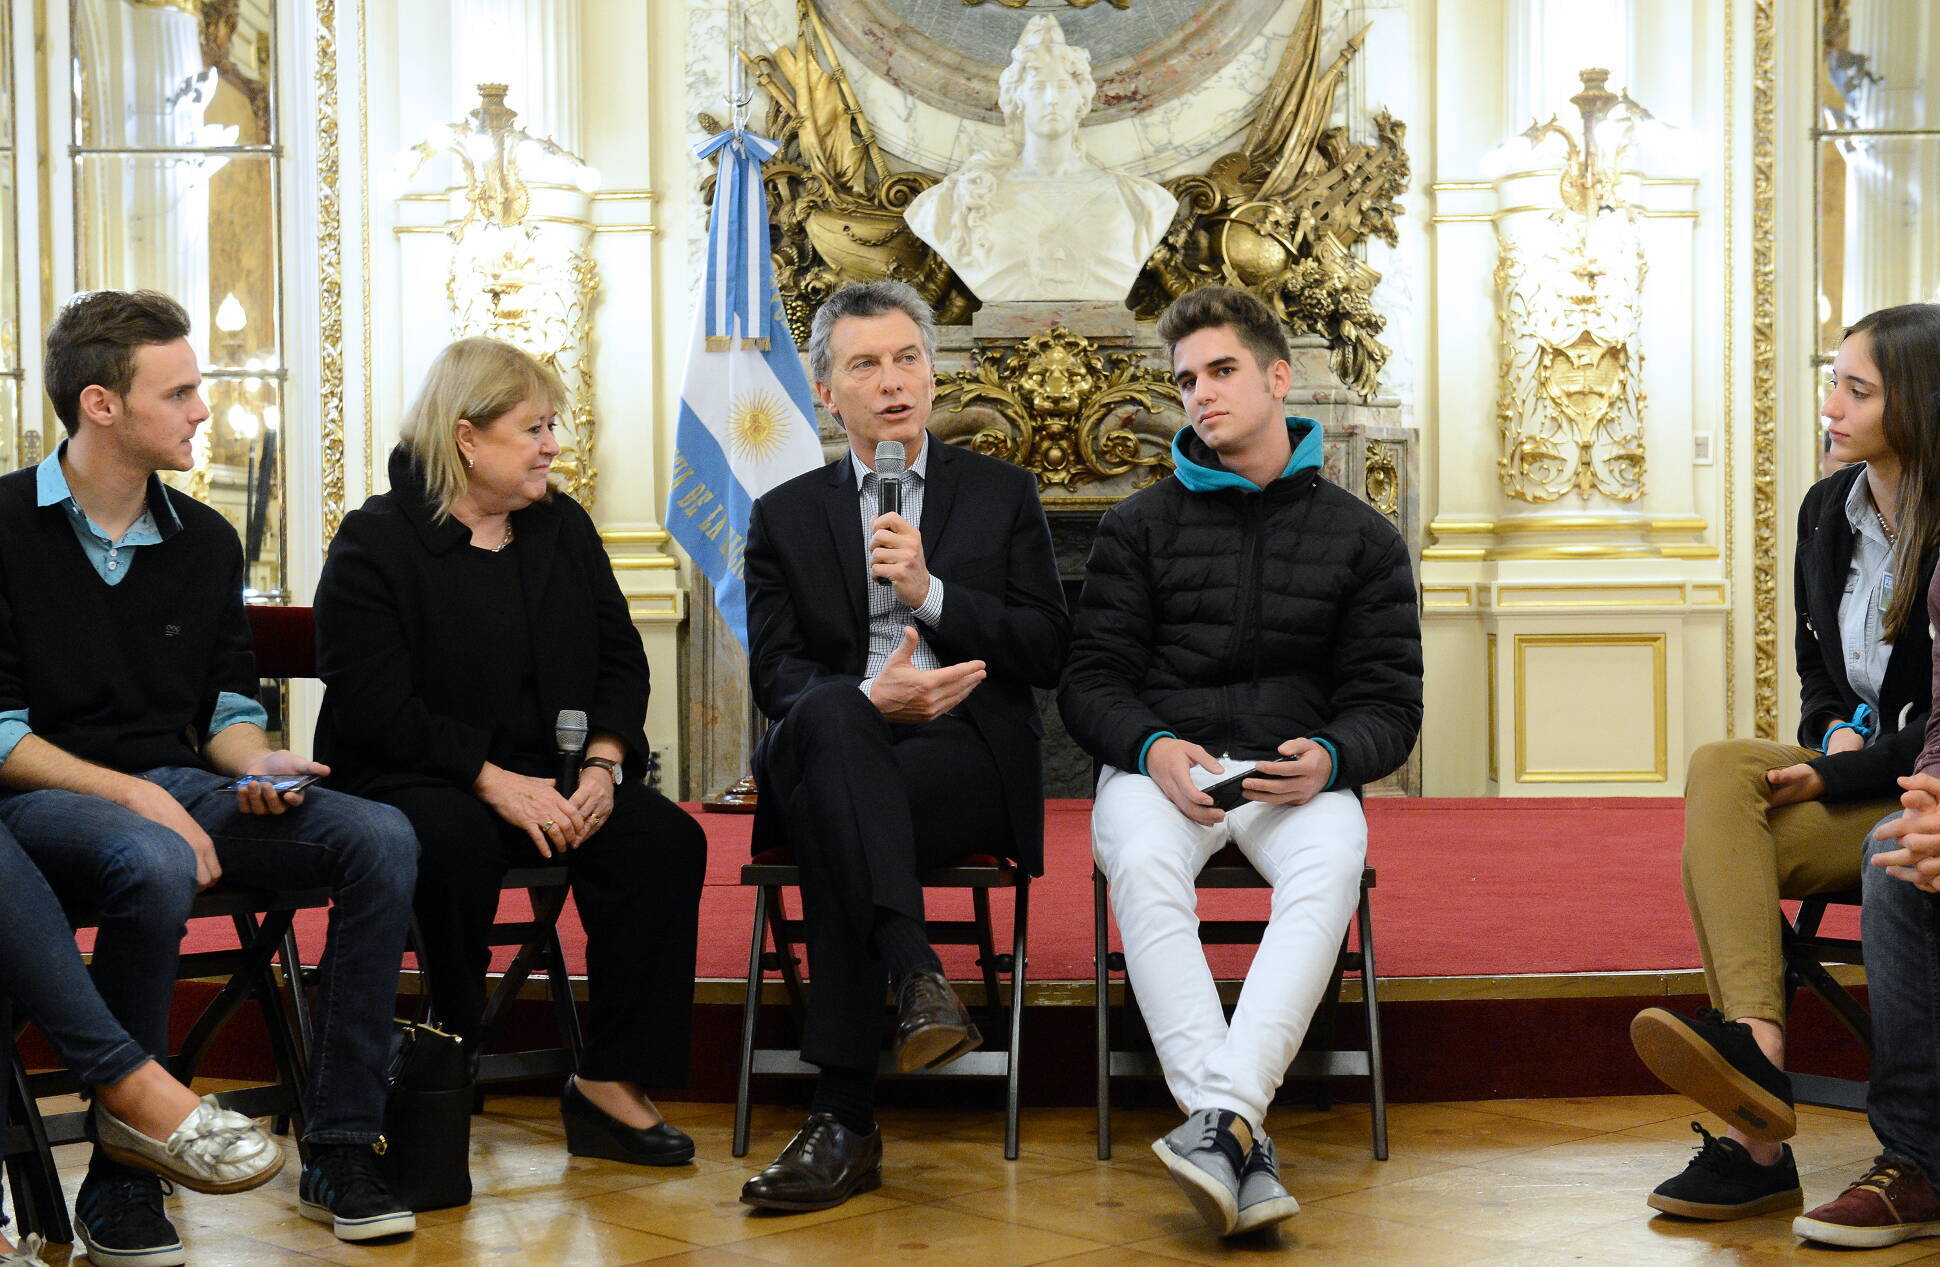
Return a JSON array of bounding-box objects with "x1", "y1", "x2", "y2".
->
[{"x1": 726, "y1": 390, "x2": 792, "y2": 463}]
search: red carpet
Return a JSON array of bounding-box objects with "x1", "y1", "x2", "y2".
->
[{"x1": 164, "y1": 796, "x2": 1860, "y2": 982}]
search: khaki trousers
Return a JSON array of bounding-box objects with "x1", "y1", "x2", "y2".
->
[{"x1": 1681, "y1": 738, "x2": 1895, "y2": 1027}]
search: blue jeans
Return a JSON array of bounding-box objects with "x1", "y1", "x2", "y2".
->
[
  {"x1": 0, "y1": 767, "x2": 419, "y2": 1145},
  {"x1": 0, "y1": 820, "x2": 155, "y2": 1228},
  {"x1": 0, "y1": 821, "x2": 159, "y2": 1089},
  {"x1": 1862, "y1": 816, "x2": 1940, "y2": 1181}
]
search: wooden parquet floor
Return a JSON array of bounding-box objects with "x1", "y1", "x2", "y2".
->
[{"x1": 15, "y1": 1093, "x2": 1940, "y2": 1264}]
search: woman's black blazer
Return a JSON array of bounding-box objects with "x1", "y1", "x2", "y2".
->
[
  {"x1": 313, "y1": 448, "x2": 652, "y2": 798},
  {"x1": 1795, "y1": 463, "x2": 1936, "y2": 800}
]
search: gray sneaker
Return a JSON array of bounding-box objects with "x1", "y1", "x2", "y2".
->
[
  {"x1": 1232, "y1": 1135, "x2": 1300, "y2": 1233},
  {"x1": 1153, "y1": 1108, "x2": 1248, "y2": 1235}
]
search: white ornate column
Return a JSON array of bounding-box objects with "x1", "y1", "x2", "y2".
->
[{"x1": 1419, "y1": 0, "x2": 1728, "y2": 797}]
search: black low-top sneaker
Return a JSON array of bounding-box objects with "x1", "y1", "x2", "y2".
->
[
  {"x1": 1630, "y1": 1006, "x2": 1796, "y2": 1141},
  {"x1": 74, "y1": 1169, "x2": 185, "y2": 1267},
  {"x1": 1648, "y1": 1122, "x2": 1803, "y2": 1220},
  {"x1": 299, "y1": 1143, "x2": 417, "y2": 1241}
]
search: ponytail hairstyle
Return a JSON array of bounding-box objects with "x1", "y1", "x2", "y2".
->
[{"x1": 1846, "y1": 303, "x2": 1940, "y2": 642}]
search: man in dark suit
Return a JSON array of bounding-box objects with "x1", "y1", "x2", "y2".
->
[{"x1": 738, "y1": 281, "x2": 1069, "y2": 1211}]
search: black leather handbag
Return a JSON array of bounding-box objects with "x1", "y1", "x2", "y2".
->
[{"x1": 379, "y1": 1021, "x2": 473, "y2": 1211}]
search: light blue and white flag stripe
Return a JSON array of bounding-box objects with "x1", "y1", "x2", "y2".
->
[
  {"x1": 698, "y1": 126, "x2": 782, "y2": 349},
  {"x1": 668, "y1": 127, "x2": 821, "y2": 649}
]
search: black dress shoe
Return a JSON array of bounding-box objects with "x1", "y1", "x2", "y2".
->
[
  {"x1": 740, "y1": 1113, "x2": 882, "y2": 1211},
  {"x1": 560, "y1": 1077, "x2": 695, "y2": 1166},
  {"x1": 892, "y1": 970, "x2": 982, "y2": 1072}
]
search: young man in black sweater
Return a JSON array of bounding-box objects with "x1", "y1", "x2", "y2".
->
[
  {"x1": 0, "y1": 291, "x2": 419, "y2": 1263},
  {"x1": 1060, "y1": 286, "x2": 1421, "y2": 1237}
]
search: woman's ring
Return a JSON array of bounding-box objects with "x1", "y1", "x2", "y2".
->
[{"x1": 543, "y1": 820, "x2": 556, "y2": 832}]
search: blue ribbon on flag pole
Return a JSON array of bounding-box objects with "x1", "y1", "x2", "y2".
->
[
  {"x1": 669, "y1": 124, "x2": 819, "y2": 652},
  {"x1": 695, "y1": 127, "x2": 783, "y2": 351}
]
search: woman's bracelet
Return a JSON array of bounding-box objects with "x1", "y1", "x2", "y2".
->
[{"x1": 1820, "y1": 722, "x2": 1861, "y2": 753}]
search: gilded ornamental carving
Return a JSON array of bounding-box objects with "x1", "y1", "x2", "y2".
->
[
  {"x1": 933, "y1": 326, "x2": 1178, "y2": 493},
  {"x1": 1130, "y1": 0, "x2": 1409, "y2": 399},
  {"x1": 709, "y1": 0, "x2": 1409, "y2": 402},
  {"x1": 1493, "y1": 68, "x2": 1652, "y2": 505},
  {"x1": 713, "y1": 0, "x2": 971, "y2": 343},
  {"x1": 1364, "y1": 439, "x2": 1400, "y2": 518}
]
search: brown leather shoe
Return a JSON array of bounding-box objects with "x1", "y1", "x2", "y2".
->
[
  {"x1": 739, "y1": 1114, "x2": 883, "y2": 1212},
  {"x1": 891, "y1": 970, "x2": 982, "y2": 1072},
  {"x1": 1794, "y1": 1158, "x2": 1940, "y2": 1248}
]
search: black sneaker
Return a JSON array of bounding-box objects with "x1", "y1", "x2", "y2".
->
[
  {"x1": 298, "y1": 1143, "x2": 417, "y2": 1241},
  {"x1": 1648, "y1": 1122, "x2": 1803, "y2": 1220},
  {"x1": 1630, "y1": 1006, "x2": 1796, "y2": 1140},
  {"x1": 74, "y1": 1169, "x2": 185, "y2": 1267}
]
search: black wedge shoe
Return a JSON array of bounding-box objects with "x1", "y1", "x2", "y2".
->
[{"x1": 561, "y1": 1076, "x2": 696, "y2": 1166}]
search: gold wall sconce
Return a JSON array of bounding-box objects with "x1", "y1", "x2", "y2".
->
[
  {"x1": 389, "y1": 85, "x2": 605, "y2": 507},
  {"x1": 1492, "y1": 68, "x2": 1666, "y2": 506}
]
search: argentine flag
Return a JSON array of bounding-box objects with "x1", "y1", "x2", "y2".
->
[{"x1": 668, "y1": 127, "x2": 822, "y2": 648}]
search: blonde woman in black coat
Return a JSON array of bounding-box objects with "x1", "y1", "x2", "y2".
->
[{"x1": 314, "y1": 338, "x2": 705, "y2": 1166}]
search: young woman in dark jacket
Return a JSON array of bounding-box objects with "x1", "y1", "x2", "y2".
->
[
  {"x1": 314, "y1": 338, "x2": 705, "y2": 1167},
  {"x1": 1632, "y1": 303, "x2": 1940, "y2": 1221}
]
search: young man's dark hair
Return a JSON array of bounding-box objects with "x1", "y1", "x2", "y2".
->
[
  {"x1": 1155, "y1": 285, "x2": 1292, "y2": 375},
  {"x1": 43, "y1": 290, "x2": 192, "y2": 436}
]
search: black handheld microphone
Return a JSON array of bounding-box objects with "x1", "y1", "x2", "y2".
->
[
  {"x1": 554, "y1": 709, "x2": 588, "y2": 795},
  {"x1": 873, "y1": 440, "x2": 904, "y2": 586}
]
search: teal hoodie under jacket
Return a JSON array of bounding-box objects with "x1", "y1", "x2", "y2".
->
[{"x1": 1169, "y1": 416, "x2": 1324, "y2": 494}]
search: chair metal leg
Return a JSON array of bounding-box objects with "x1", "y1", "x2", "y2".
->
[
  {"x1": 170, "y1": 914, "x2": 279, "y2": 1084},
  {"x1": 971, "y1": 888, "x2": 1005, "y2": 1041},
  {"x1": 540, "y1": 927, "x2": 587, "y2": 1068},
  {"x1": 1003, "y1": 877, "x2": 1029, "y2": 1161},
  {"x1": 6, "y1": 1045, "x2": 71, "y2": 1245},
  {"x1": 1093, "y1": 869, "x2": 1112, "y2": 1161},
  {"x1": 404, "y1": 916, "x2": 439, "y2": 1026},
  {"x1": 248, "y1": 917, "x2": 311, "y2": 1138},
  {"x1": 279, "y1": 925, "x2": 315, "y2": 1055},
  {"x1": 771, "y1": 888, "x2": 809, "y2": 1029},
  {"x1": 1358, "y1": 876, "x2": 1387, "y2": 1161},
  {"x1": 733, "y1": 885, "x2": 771, "y2": 1159}
]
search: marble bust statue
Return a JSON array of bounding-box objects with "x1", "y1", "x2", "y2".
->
[{"x1": 904, "y1": 15, "x2": 1179, "y2": 304}]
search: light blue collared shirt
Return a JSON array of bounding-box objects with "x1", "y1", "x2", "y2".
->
[
  {"x1": 1838, "y1": 466, "x2": 1894, "y2": 716},
  {"x1": 850, "y1": 441, "x2": 947, "y2": 700},
  {"x1": 0, "y1": 445, "x2": 267, "y2": 767}
]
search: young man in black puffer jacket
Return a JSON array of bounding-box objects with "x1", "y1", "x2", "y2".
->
[{"x1": 1060, "y1": 286, "x2": 1421, "y2": 1237}]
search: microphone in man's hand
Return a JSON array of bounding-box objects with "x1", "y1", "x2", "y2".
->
[
  {"x1": 554, "y1": 709, "x2": 588, "y2": 796},
  {"x1": 873, "y1": 440, "x2": 905, "y2": 586}
]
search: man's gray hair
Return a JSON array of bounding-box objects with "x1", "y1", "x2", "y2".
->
[{"x1": 807, "y1": 280, "x2": 939, "y2": 384}]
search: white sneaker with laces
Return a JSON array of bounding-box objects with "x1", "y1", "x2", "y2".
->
[
  {"x1": 94, "y1": 1094, "x2": 283, "y2": 1194},
  {"x1": 0, "y1": 1233, "x2": 52, "y2": 1266}
]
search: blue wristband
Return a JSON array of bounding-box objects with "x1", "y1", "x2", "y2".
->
[
  {"x1": 1822, "y1": 703, "x2": 1878, "y2": 753},
  {"x1": 1820, "y1": 722, "x2": 1857, "y2": 754}
]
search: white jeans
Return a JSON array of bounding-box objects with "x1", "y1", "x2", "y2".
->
[{"x1": 1092, "y1": 761, "x2": 1367, "y2": 1131}]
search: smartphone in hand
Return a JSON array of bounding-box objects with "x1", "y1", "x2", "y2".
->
[
  {"x1": 219, "y1": 773, "x2": 322, "y2": 796},
  {"x1": 1199, "y1": 768, "x2": 1254, "y2": 812}
]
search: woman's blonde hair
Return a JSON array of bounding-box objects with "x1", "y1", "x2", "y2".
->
[{"x1": 399, "y1": 337, "x2": 568, "y2": 520}]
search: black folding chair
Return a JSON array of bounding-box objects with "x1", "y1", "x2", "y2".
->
[
  {"x1": 1094, "y1": 853, "x2": 1386, "y2": 1161},
  {"x1": 1781, "y1": 888, "x2": 1870, "y2": 1112},
  {"x1": 732, "y1": 848, "x2": 1031, "y2": 1159}
]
